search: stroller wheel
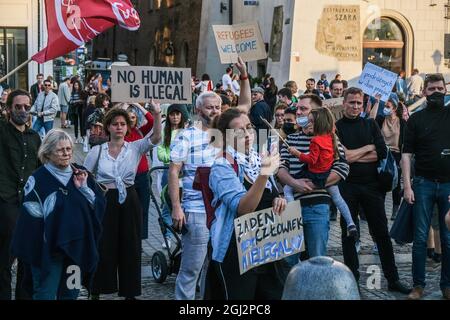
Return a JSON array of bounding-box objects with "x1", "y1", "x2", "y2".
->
[{"x1": 152, "y1": 251, "x2": 168, "y2": 283}]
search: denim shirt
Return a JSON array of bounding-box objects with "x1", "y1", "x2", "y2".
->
[{"x1": 209, "y1": 157, "x2": 247, "y2": 263}]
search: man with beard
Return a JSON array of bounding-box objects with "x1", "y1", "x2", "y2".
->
[
  {"x1": 0, "y1": 90, "x2": 41, "y2": 300},
  {"x1": 401, "y1": 73, "x2": 450, "y2": 300},
  {"x1": 169, "y1": 58, "x2": 250, "y2": 300}
]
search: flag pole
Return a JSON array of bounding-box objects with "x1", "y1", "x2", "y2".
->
[{"x1": 0, "y1": 58, "x2": 33, "y2": 84}]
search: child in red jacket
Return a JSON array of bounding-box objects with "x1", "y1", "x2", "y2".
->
[{"x1": 288, "y1": 107, "x2": 357, "y2": 237}]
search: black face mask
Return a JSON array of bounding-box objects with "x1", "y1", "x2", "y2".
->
[
  {"x1": 426, "y1": 92, "x2": 445, "y2": 109},
  {"x1": 282, "y1": 123, "x2": 297, "y2": 135}
]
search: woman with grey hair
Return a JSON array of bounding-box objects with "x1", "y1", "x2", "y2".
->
[{"x1": 11, "y1": 129, "x2": 106, "y2": 300}]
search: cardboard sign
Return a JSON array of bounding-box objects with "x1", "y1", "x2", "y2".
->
[
  {"x1": 234, "y1": 201, "x2": 304, "y2": 275},
  {"x1": 315, "y1": 5, "x2": 361, "y2": 61},
  {"x1": 323, "y1": 97, "x2": 345, "y2": 121},
  {"x1": 111, "y1": 66, "x2": 192, "y2": 104},
  {"x1": 213, "y1": 22, "x2": 267, "y2": 64},
  {"x1": 358, "y1": 63, "x2": 397, "y2": 102}
]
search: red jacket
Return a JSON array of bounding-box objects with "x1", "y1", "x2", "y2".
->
[
  {"x1": 125, "y1": 112, "x2": 154, "y2": 174},
  {"x1": 299, "y1": 134, "x2": 334, "y2": 173}
]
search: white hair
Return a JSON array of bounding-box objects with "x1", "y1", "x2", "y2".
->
[
  {"x1": 196, "y1": 91, "x2": 222, "y2": 109},
  {"x1": 38, "y1": 129, "x2": 73, "y2": 164}
]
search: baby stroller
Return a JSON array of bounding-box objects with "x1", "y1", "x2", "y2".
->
[{"x1": 148, "y1": 166, "x2": 182, "y2": 283}]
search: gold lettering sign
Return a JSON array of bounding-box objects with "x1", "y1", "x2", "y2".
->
[{"x1": 315, "y1": 5, "x2": 361, "y2": 61}]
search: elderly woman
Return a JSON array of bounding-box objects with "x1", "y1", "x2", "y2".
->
[
  {"x1": 205, "y1": 108, "x2": 289, "y2": 300},
  {"x1": 84, "y1": 104, "x2": 161, "y2": 299},
  {"x1": 10, "y1": 129, "x2": 106, "y2": 300}
]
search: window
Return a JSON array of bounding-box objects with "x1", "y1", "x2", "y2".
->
[
  {"x1": 0, "y1": 28, "x2": 28, "y2": 90},
  {"x1": 363, "y1": 18, "x2": 405, "y2": 74}
]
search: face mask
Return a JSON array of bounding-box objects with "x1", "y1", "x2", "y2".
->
[
  {"x1": 383, "y1": 108, "x2": 392, "y2": 116},
  {"x1": 426, "y1": 92, "x2": 445, "y2": 109},
  {"x1": 10, "y1": 110, "x2": 29, "y2": 125},
  {"x1": 282, "y1": 123, "x2": 297, "y2": 135},
  {"x1": 296, "y1": 116, "x2": 309, "y2": 128}
]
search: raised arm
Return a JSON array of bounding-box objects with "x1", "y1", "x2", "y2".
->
[{"x1": 235, "y1": 57, "x2": 251, "y2": 114}]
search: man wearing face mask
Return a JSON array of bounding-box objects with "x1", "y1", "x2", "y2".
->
[
  {"x1": 401, "y1": 73, "x2": 450, "y2": 300},
  {"x1": 169, "y1": 58, "x2": 250, "y2": 300},
  {"x1": 0, "y1": 90, "x2": 41, "y2": 300},
  {"x1": 278, "y1": 94, "x2": 350, "y2": 265}
]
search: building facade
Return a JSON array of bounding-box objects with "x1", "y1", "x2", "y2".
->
[{"x1": 0, "y1": 0, "x2": 52, "y2": 90}]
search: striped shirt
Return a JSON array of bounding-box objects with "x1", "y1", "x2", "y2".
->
[
  {"x1": 170, "y1": 126, "x2": 220, "y2": 213},
  {"x1": 280, "y1": 131, "x2": 349, "y2": 206}
]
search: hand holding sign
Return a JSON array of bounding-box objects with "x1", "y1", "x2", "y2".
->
[
  {"x1": 148, "y1": 98, "x2": 162, "y2": 115},
  {"x1": 358, "y1": 63, "x2": 397, "y2": 102},
  {"x1": 272, "y1": 197, "x2": 287, "y2": 215}
]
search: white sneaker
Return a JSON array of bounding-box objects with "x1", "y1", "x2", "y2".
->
[
  {"x1": 83, "y1": 144, "x2": 89, "y2": 153},
  {"x1": 161, "y1": 239, "x2": 172, "y2": 249},
  {"x1": 355, "y1": 240, "x2": 361, "y2": 253}
]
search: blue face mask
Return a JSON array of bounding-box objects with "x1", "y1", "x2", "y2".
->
[
  {"x1": 296, "y1": 116, "x2": 309, "y2": 128},
  {"x1": 383, "y1": 107, "x2": 392, "y2": 116}
]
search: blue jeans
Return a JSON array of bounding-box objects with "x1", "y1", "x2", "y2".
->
[
  {"x1": 175, "y1": 211, "x2": 209, "y2": 300},
  {"x1": 32, "y1": 118, "x2": 54, "y2": 136},
  {"x1": 412, "y1": 177, "x2": 450, "y2": 289},
  {"x1": 31, "y1": 257, "x2": 80, "y2": 300},
  {"x1": 301, "y1": 204, "x2": 330, "y2": 258}
]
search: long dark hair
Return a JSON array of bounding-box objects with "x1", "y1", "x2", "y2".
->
[
  {"x1": 211, "y1": 108, "x2": 246, "y2": 150},
  {"x1": 72, "y1": 80, "x2": 82, "y2": 94},
  {"x1": 163, "y1": 109, "x2": 188, "y2": 147}
]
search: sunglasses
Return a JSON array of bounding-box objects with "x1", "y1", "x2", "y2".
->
[{"x1": 44, "y1": 84, "x2": 52, "y2": 87}]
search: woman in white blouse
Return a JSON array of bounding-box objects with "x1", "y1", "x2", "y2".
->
[{"x1": 84, "y1": 103, "x2": 161, "y2": 299}]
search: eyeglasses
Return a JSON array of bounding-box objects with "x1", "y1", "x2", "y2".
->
[
  {"x1": 13, "y1": 104, "x2": 32, "y2": 111},
  {"x1": 232, "y1": 125, "x2": 256, "y2": 138}
]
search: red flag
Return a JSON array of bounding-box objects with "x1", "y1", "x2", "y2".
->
[{"x1": 32, "y1": 0, "x2": 140, "y2": 63}]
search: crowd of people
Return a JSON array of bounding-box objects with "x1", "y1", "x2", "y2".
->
[{"x1": 0, "y1": 61, "x2": 449, "y2": 301}]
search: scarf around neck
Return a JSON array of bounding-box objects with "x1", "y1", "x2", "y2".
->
[{"x1": 226, "y1": 146, "x2": 272, "y2": 191}]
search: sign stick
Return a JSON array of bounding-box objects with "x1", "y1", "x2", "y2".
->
[
  {"x1": 0, "y1": 58, "x2": 33, "y2": 83},
  {"x1": 259, "y1": 116, "x2": 290, "y2": 148}
]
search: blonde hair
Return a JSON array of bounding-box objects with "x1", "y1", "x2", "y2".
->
[
  {"x1": 87, "y1": 95, "x2": 96, "y2": 106},
  {"x1": 38, "y1": 129, "x2": 73, "y2": 164}
]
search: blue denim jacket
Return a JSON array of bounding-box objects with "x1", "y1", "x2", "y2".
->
[{"x1": 209, "y1": 157, "x2": 246, "y2": 263}]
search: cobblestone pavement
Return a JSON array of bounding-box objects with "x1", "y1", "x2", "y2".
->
[{"x1": 12, "y1": 123, "x2": 446, "y2": 300}]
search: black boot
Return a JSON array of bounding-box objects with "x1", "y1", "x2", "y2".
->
[{"x1": 388, "y1": 280, "x2": 412, "y2": 294}]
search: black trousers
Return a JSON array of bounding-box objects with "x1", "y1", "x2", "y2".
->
[
  {"x1": 204, "y1": 236, "x2": 287, "y2": 300},
  {"x1": 339, "y1": 182, "x2": 399, "y2": 283},
  {"x1": 0, "y1": 200, "x2": 33, "y2": 300},
  {"x1": 70, "y1": 105, "x2": 84, "y2": 139},
  {"x1": 91, "y1": 187, "x2": 142, "y2": 297},
  {"x1": 391, "y1": 151, "x2": 402, "y2": 206}
]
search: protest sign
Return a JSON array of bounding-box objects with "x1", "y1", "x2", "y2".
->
[
  {"x1": 213, "y1": 22, "x2": 267, "y2": 64},
  {"x1": 234, "y1": 201, "x2": 304, "y2": 275},
  {"x1": 357, "y1": 62, "x2": 398, "y2": 102},
  {"x1": 323, "y1": 97, "x2": 345, "y2": 121},
  {"x1": 111, "y1": 66, "x2": 192, "y2": 104}
]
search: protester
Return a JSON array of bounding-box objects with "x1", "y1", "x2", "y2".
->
[
  {"x1": 69, "y1": 80, "x2": 86, "y2": 144},
  {"x1": 401, "y1": 73, "x2": 450, "y2": 300},
  {"x1": 125, "y1": 103, "x2": 155, "y2": 240},
  {"x1": 274, "y1": 103, "x2": 287, "y2": 129},
  {"x1": 287, "y1": 107, "x2": 357, "y2": 237},
  {"x1": 47, "y1": 75, "x2": 58, "y2": 93},
  {"x1": 250, "y1": 87, "x2": 273, "y2": 152},
  {"x1": 369, "y1": 93, "x2": 406, "y2": 220},
  {"x1": 222, "y1": 67, "x2": 233, "y2": 91},
  {"x1": 284, "y1": 81, "x2": 299, "y2": 103},
  {"x1": 407, "y1": 69, "x2": 424, "y2": 102},
  {"x1": 336, "y1": 87, "x2": 411, "y2": 294},
  {"x1": 220, "y1": 94, "x2": 232, "y2": 113},
  {"x1": 278, "y1": 94, "x2": 349, "y2": 263},
  {"x1": 231, "y1": 74, "x2": 241, "y2": 97},
  {"x1": 0, "y1": 89, "x2": 41, "y2": 300},
  {"x1": 278, "y1": 88, "x2": 294, "y2": 107},
  {"x1": 157, "y1": 104, "x2": 189, "y2": 248},
  {"x1": 396, "y1": 70, "x2": 408, "y2": 101},
  {"x1": 58, "y1": 77, "x2": 72, "y2": 128},
  {"x1": 84, "y1": 105, "x2": 161, "y2": 300},
  {"x1": 280, "y1": 106, "x2": 297, "y2": 139},
  {"x1": 30, "y1": 79, "x2": 59, "y2": 136},
  {"x1": 30, "y1": 74, "x2": 44, "y2": 104},
  {"x1": 86, "y1": 93, "x2": 111, "y2": 147},
  {"x1": 317, "y1": 80, "x2": 331, "y2": 100},
  {"x1": 195, "y1": 74, "x2": 214, "y2": 94},
  {"x1": 205, "y1": 108, "x2": 288, "y2": 300},
  {"x1": 11, "y1": 129, "x2": 106, "y2": 300},
  {"x1": 320, "y1": 74, "x2": 329, "y2": 92},
  {"x1": 264, "y1": 77, "x2": 278, "y2": 112},
  {"x1": 329, "y1": 80, "x2": 344, "y2": 99},
  {"x1": 0, "y1": 88, "x2": 11, "y2": 120},
  {"x1": 169, "y1": 58, "x2": 250, "y2": 300}
]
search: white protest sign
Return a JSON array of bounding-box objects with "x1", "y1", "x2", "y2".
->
[
  {"x1": 234, "y1": 201, "x2": 304, "y2": 275},
  {"x1": 212, "y1": 22, "x2": 267, "y2": 64},
  {"x1": 323, "y1": 97, "x2": 345, "y2": 121},
  {"x1": 111, "y1": 66, "x2": 192, "y2": 104},
  {"x1": 357, "y1": 62, "x2": 398, "y2": 102}
]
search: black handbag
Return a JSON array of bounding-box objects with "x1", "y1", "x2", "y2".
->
[{"x1": 389, "y1": 200, "x2": 414, "y2": 244}]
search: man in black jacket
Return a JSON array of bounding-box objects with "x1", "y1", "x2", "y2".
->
[
  {"x1": 29, "y1": 73, "x2": 44, "y2": 105},
  {"x1": 401, "y1": 73, "x2": 450, "y2": 300},
  {"x1": 249, "y1": 87, "x2": 273, "y2": 152},
  {"x1": 336, "y1": 87, "x2": 411, "y2": 294}
]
